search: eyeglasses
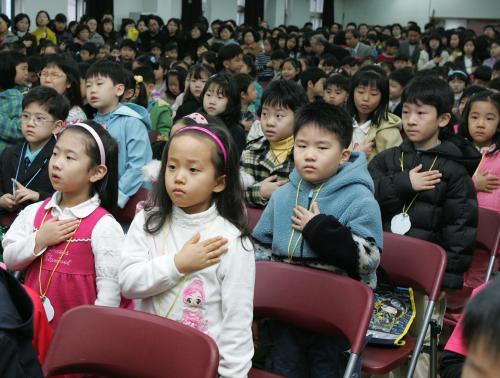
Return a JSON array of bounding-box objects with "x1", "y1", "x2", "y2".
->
[
  {"x1": 19, "y1": 112, "x2": 55, "y2": 126},
  {"x1": 39, "y1": 71, "x2": 66, "y2": 80}
]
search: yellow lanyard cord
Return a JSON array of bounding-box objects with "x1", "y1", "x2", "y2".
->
[
  {"x1": 38, "y1": 210, "x2": 82, "y2": 299},
  {"x1": 287, "y1": 179, "x2": 324, "y2": 262},
  {"x1": 400, "y1": 152, "x2": 438, "y2": 214}
]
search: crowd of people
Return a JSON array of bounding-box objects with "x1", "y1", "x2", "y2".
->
[{"x1": 0, "y1": 9, "x2": 500, "y2": 378}]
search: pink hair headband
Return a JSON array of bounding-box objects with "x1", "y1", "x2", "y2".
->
[
  {"x1": 177, "y1": 126, "x2": 227, "y2": 163},
  {"x1": 184, "y1": 112, "x2": 208, "y2": 124},
  {"x1": 70, "y1": 123, "x2": 106, "y2": 166}
]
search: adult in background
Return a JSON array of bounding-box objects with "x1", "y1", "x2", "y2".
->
[{"x1": 310, "y1": 33, "x2": 350, "y2": 63}]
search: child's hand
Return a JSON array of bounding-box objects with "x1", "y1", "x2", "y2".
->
[
  {"x1": 174, "y1": 233, "x2": 228, "y2": 274},
  {"x1": 409, "y1": 164, "x2": 442, "y2": 191},
  {"x1": 242, "y1": 119, "x2": 253, "y2": 132},
  {"x1": 259, "y1": 175, "x2": 288, "y2": 200},
  {"x1": 433, "y1": 56, "x2": 443, "y2": 64},
  {"x1": 13, "y1": 180, "x2": 40, "y2": 204},
  {"x1": 476, "y1": 171, "x2": 500, "y2": 193},
  {"x1": 0, "y1": 193, "x2": 17, "y2": 211},
  {"x1": 354, "y1": 140, "x2": 375, "y2": 155},
  {"x1": 291, "y1": 202, "x2": 321, "y2": 231},
  {"x1": 34, "y1": 218, "x2": 81, "y2": 253}
]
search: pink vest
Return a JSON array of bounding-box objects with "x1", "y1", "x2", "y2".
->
[
  {"x1": 473, "y1": 149, "x2": 500, "y2": 212},
  {"x1": 24, "y1": 199, "x2": 108, "y2": 329}
]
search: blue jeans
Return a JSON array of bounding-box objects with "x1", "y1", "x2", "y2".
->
[{"x1": 260, "y1": 320, "x2": 362, "y2": 378}]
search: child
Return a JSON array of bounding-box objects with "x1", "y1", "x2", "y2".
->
[
  {"x1": 218, "y1": 44, "x2": 244, "y2": 74},
  {"x1": 86, "y1": 60, "x2": 152, "y2": 209},
  {"x1": 165, "y1": 68, "x2": 186, "y2": 105},
  {"x1": 369, "y1": 75, "x2": 479, "y2": 290},
  {"x1": 460, "y1": 91, "x2": 500, "y2": 212},
  {"x1": 234, "y1": 73, "x2": 258, "y2": 132},
  {"x1": 389, "y1": 67, "x2": 414, "y2": 118},
  {"x1": 483, "y1": 38, "x2": 500, "y2": 69},
  {"x1": 252, "y1": 102, "x2": 382, "y2": 377},
  {"x1": 348, "y1": 68, "x2": 403, "y2": 161},
  {"x1": 80, "y1": 42, "x2": 98, "y2": 63},
  {"x1": 12, "y1": 51, "x2": 30, "y2": 95},
  {"x1": 377, "y1": 37, "x2": 400, "y2": 63},
  {"x1": 120, "y1": 39, "x2": 137, "y2": 70},
  {"x1": 448, "y1": 69, "x2": 468, "y2": 116},
  {"x1": 0, "y1": 87, "x2": 69, "y2": 215},
  {"x1": 241, "y1": 80, "x2": 308, "y2": 208},
  {"x1": 455, "y1": 38, "x2": 480, "y2": 75},
  {"x1": 0, "y1": 51, "x2": 24, "y2": 154},
  {"x1": 174, "y1": 63, "x2": 215, "y2": 121},
  {"x1": 279, "y1": 57, "x2": 301, "y2": 82},
  {"x1": 133, "y1": 66, "x2": 173, "y2": 137},
  {"x1": 201, "y1": 73, "x2": 246, "y2": 156},
  {"x1": 300, "y1": 67, "x2": 327, "y2": 102},
  {"x1": 3, "y1": 121, "x2": 125, "y2": 328},
  {"x1": 256, "y1": 36, "x2": 276, "y2": 86},
  {"x1": 119, "y1": 124, "x2": 255, "y2": 378},
  {"x1": 323, "y1": 74, "x2": 350, "y2": 107},
  {"x1": 318, "y1": 54, "x2": 338, "y2": 76}
]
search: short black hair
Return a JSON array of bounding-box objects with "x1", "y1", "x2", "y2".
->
[
  {"x1": 488, "y1": 77, "x2": 500, "y2": 92},
  {"x1": 463, "y1": 277, "x2": 500, "y2": 359},
  {"x1": 473, "y1": 65, "x2": 492, "y2": 82},
  {"x1": 233, "y1": 73, "x2": 254, "y2": 95},
  {"x1": 0, "y1": 51, "x2": 18, "y2": 90},
  {"x1": 300, "y1": 67, "x2": 327, "y2": 90},
  {"x1": 324, "y1": 74, "x2": 351, "y2": 92},
  {"x1": 294, "y1": 101, "x2": 353, "y2": 148},
  {"x1": 81, "y1": 42, "x2": 98, "y2": 56},
  {"x1": 86, "y1": 59, "x2": 126, "y2": 85},
  {"x1": 402, "y1": 75, "x2": 453, "y2": 115},
  {"x1": 260, "y1": 80, "x2": 308, "y2": 114},
  {"x1": 218, "y1": 44, "x2": 242, "y2": 63},
  {"x1": 389, "y1": 67, "x2": 415, "y2": 88},
  {"x1": 385, "y1": 37, "x2": 400, "y2": 49},
  {"x1": 22, "y1": 85, "x2": 70, "y2": 121}
]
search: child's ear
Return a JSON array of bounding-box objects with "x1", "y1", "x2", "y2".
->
[
  {"x1": 438, "y1": 112, "x2": 452, "y2": 128},
  {"x1": 307, "y1": 80, "x2": 314, "y2": 89},
  {"x1": 213, "y1": 175, "x2": 226, "y2": 193},
  {"x1": 89, "y1": 164, "x2": 108, "y2": 183},
  {"x1": 115, "y1": 83, "x2": 125, "y2": 97},
  {"x1": 52, "y1": 120, "x2": 64, "y2": 135},
  {"x1": 223, "y1": 60, "x2": 230, "y2": 70},
  {"x1": 340, "y1": 148, "x2": 351, "y2": 164}
]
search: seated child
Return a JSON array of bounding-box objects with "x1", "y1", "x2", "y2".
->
[
  {"x1": 0, "y1": 86, "x2": 69, "y2": 214},
  {"x1": 87, "y1": 60, "x2": 152, "y2": 208},
  {"x1": 241, "y1": 80, "x2": 308, "y2": 208},
  {"x1": 299, "y1": 67, "x2": 327, "y2": 102},
  {"x1": 234, "y1": 73, "x2": 258, "y2": 132},
  {"x1": 252, "y1": 101, "x2": 382, "y2": 377},
  {"x1": 323, "y1": 74, "x2": 350, "y2": 107}
]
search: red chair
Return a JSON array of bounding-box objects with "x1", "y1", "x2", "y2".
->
[
  {"x1": 362, "y1": 232, "x2": 447, "y2": 378},
  {"x1": 0, "y1": 211, "x2": 17, "y2": 227},
  {"x1": 250, "y1": 260, "x2": 374, "y2": 378},
  {"x1": 476, "y1": 207, "x2": 500, "y2": 282},
  {"x1": 43, "y1": 305, "x2": 219, "y2": 378},
  {"x1": 246, "y1": 206, "x2": 264, "y2": 230},
  {"x1": 112, "y1": 187, "x2": 149, "y2": 224}
]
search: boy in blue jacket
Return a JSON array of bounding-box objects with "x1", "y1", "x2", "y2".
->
[
  {"x1": 253, "y1": 101, "x2": 382, "y2": 378},
  {"x1": 86, "y1": 60, "x2": 152, "y2": 208}
]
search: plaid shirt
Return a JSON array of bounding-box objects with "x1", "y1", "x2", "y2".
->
[
  {"x1": 0, "y1": 89, "x2": 23, "y2": 154},
  {"x1": 241, "y1": 136, "x2": 294, "y2": 208}
]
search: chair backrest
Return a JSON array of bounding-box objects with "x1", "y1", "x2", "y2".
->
[
  {"x1": 247, "y1": 206, "x2": 264, "y2": 231},
  {"x1": 254, "y1": 261, "x2": 373, "y2": 355},
  {"x1": 112, "y1": 187, "x2": 149, "y2": 224},
  {"x1": 43, "y1": 305, "x2": 219, "y2": 378},
  {"x1": 381, "y1": 232, "x2": 447, "y2": 301},
  {"x1": 476, "y1": 207, "x2": 500, "y2": 258}
]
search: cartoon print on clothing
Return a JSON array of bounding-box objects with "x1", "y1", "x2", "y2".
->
[{"x1": 181, "y1": 277, "x2": 208, "y2": 333}]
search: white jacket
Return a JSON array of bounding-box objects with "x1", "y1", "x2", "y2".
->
[{"x1": 119, "y1": 204, "x2": 255, "y2": 378}]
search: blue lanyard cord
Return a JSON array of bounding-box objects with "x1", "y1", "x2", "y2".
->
[{"x1": 13, "y1": 143, "x2": 48, "y2": 193}]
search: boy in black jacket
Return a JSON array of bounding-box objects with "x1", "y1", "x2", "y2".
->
[
  {"x1": 369, "y1": 75, "x2": 480, "y2": 378},
  {"x1": 0, "y1": 86, "x2": 69, "y2": 215}
]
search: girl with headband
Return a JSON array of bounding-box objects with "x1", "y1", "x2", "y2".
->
[
  {"x1": 120, "y1": 123, "x2": 255, "y2": 378},
  {"x1": 3, "y1": 121, "x2": 130, "y2": 328}
]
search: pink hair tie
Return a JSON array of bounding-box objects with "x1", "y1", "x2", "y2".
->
[
  {"x1": 184, "y1": 112, "x2": 208, "y2": 125},
  {"x1": 177, "y1": 126, "x2": 227, "y2": 163},
  {"x1": 70, "y1": 123, "x2": 106, "y2": 166}
]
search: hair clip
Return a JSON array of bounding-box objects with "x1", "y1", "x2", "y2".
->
[
  {"x1": 185, "y1": 112, "x2": 208, "y2": 124},
  {"x1": 134, "y1": 75, "x2": 143, "y2": 84}
]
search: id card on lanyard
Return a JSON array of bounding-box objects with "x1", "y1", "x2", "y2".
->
[{"x1": 11, "y1": 143, "x2": 48, "y2": 196}]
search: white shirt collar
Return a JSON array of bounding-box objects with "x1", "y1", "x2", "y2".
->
[
  {"x1": 44, "y1": 192, "x2": 101, "y2": 220},
  {"x1": 353, "y1": 119, "x2": 371, "y2": 134}
]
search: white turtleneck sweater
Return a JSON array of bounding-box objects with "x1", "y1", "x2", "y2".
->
[{"x1": 119, "y1": 204, "x2": 255, "y2": 378}]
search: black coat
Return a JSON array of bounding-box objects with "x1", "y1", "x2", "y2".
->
[
  {"x1": 0, "y1": 137, "x2": 56, "y2": 213},
  {"x1": 0, "y1": 269, "x2": 43, "y2": 377},
  {"x1": 368, "y1": 137, "x2": 481, "y2": 289}
]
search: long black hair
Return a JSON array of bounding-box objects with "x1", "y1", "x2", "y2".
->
[
  {"x1": 144, "y1": 123, "x2": 249, "y2": 238},
  {"x1": 59, "y1": 120, "x2": 119, "y2": 212},
  {"x1": 183, "y1": 63, "x2": 215, "y2": 104},
  {"x1": 201, "y1": 72, "x2": 241, "y2": 127}
]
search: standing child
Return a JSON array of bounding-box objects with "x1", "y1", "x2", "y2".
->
[
  {"x1": 323, "y1": 74, "x2": 351, "y2": 107},
  {"x1": 348, "y1": 68, "x2": 403, "y2": 161},
  {"x1": 241, "y1": 80, "x2": 308, "y2": 208},
  {"x1": 252, "y1": 102, "x2": 382, "y2": 377},
  {"x1": 87, "y1": 60, "x2": 152, "y2": 209},
  {"x1": 201, "y1": 73, "x2": 246, "y2": 156},
  {"x1": 460, "y1": 91, "x2": 500, "y2": 212},
  {"x1": 119, "y1": 124, "x2": 255, "y2": 378},
  {"x1": 3, "y1": 121, "x2": 125, "y2": 328},
  {"x1": 0, "y1": 87, "x2": 69, "y2": 215}
]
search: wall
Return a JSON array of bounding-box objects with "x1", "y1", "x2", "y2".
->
[
  {"x1": 19, "y1": 0, "x2": 69, "y2": 28},
  {"x1": 204, "y1": 0, "x2": 238, "y2": 24},
  {"x1": 287, "y1": 0, "x2": 310, "y2": 28}
]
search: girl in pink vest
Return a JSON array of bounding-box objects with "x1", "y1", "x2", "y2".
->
[
  {"x1": 3, "y1": 121, "x2": 125, "y2": 329},
  {"x1": 461, "y1": 91, "x2": 500, "y2": 212}
]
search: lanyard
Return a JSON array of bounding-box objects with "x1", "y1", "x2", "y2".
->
[
  {"x1": 399, "y1": 152, "x2": 438, "y2": 214},
  {"x1": 38, "y1": 209, "x2": 82, "y2": 299},
  {"x1": 13, "y1": 143, "x2": 48, "y2": 194},
  {"x1": 287, "y1": 179, "x2": 324, "y2": 262}
]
